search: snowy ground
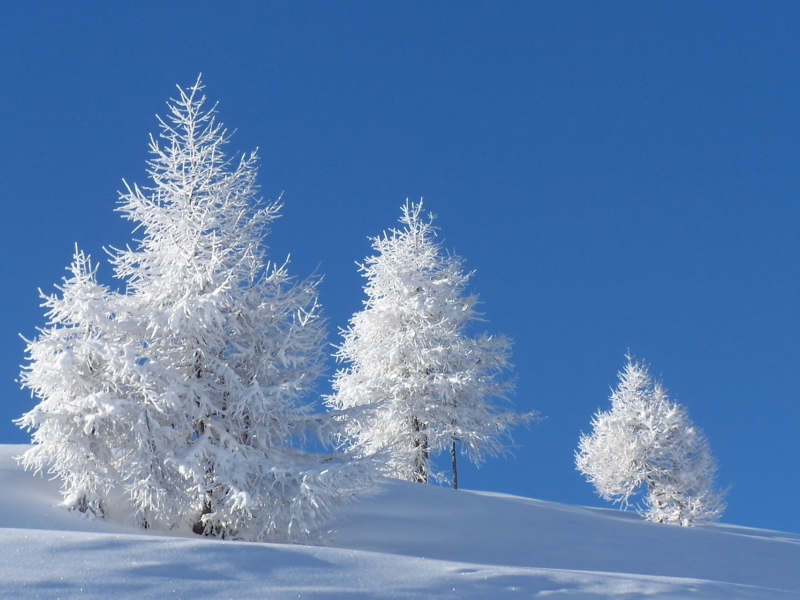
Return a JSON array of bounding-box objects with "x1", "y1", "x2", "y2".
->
[{"x1": 0, "y1": 445, "x2": 797, "y2": 599}]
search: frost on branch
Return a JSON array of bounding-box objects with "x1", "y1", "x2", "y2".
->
[
  {"x1": 327, "y1": 201, "x2": 535, "y2": 486},
  {"x1": 17, "y1": 248, "x2": 128, "y2": 518},
  {"x1": 576, "y1": 358, "x2": 726, "y2": 526},
  {"x1": 18, "y1": 78, "x2": 371, "y2": 543}
]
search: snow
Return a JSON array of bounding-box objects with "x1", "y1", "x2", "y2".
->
[{"x1": 1, "y1": 445, "x2": 797, "y2": 599}]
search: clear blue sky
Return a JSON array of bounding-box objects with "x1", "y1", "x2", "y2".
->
[{"x1": 2, "y1": 2, "x2": 798, "y2": 533}]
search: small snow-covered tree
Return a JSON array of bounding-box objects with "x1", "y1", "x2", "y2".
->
[
  {"x1": 17, "y1": 248, "x2": 134, "y2": 517},
  {"x1": 18, "y1": 78, "x2": 370, "y2": 542},
  {"x1": 327, "y1": 202, "x2": 533, "y2": 486},
  {"x1": 576, "y1": 358, "x2": 725, "y2": 526}
]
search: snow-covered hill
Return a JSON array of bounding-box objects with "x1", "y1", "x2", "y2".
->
[{"x1": 1, "y1": 444, "x2": 797, "y2": 599}]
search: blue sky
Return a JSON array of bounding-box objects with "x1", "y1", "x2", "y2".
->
[{"x1": 2, "y1": 2, "x2": 799, "y2": 533}]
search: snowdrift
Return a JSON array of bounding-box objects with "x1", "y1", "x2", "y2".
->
[{"x1": 0, "y1": 444, "x2": 797, "y2": 599}]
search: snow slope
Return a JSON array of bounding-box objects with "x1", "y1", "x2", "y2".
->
[{"x1": 0, "y1": 444, "x2": 797, "y2": 599}]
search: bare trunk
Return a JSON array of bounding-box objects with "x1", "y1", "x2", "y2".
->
[
  {"x1": 451, "y1": 440, "x2": 458, "y2": 490},
  {"x1": 411, "y1": 417, "x2": 428, "y2": 483}
]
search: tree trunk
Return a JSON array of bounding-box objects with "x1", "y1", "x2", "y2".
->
[
  {"x1": 646, "y1": 477, "x2": 662, "y2": 522},
  {"x1": 411, "y1": 417, "x2": 428, "y2": 483},
  {"x1": 451, "y1": 440, "x2": 458, "y2": 490},
  {"x1": 192, "y1": 497, "x2": 213, "y2": 535}
]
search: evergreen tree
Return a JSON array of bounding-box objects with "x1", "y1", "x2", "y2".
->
[
  {"x1": 576, "y1": 358, "x2": 726, "y2": 526},
  {"x1": 19, "y1": 78, "x2": 369, "y2": 542},
  {"x1": 17, "y1": 248, "x2": 131, "y2": 518},
  {"x1": 327, "y1": 202, "x2": 533, "y2": 486}
]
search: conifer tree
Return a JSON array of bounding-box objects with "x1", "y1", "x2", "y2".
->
[
  {"x1": 327, "y1": 202, "x2": 533, "y2": 486},
  {"x1": 576, "y1": 358, "x2": 725, "y2": 526},
  {"x1": 17, "y1": 248, "x2": 131, "y2": 518},
  {"x1": 19, "y1": 78, "x2": 369, "y2": 542}
]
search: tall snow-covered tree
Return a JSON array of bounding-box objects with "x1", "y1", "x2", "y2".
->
[
  {"x1": 576, "y1": 358, "x2": 725, "y2": 526},
  {"x1": 18, "y1": 78, "x2": 370, "y2": 542},
  {"x1": 327, "y1": 202, "x2": 533, "y2": 486}
]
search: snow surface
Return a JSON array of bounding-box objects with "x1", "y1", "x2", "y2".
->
[{"x1": 0, "y1": 444, "x2": 797, "y2": 599}]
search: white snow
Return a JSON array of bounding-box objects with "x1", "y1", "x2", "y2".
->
[{"x1": 0, "y1": 444, "x2": 797, "y2": 599}]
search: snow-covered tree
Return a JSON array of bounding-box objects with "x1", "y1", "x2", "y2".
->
[
  {"x1": 18, "y1": 78, "x2": 370, "y2": 542},
  {"x1": 576, "y1": 358, "x2": 725, "y2": 526},
  {"x1": 327, "y1": 202, "x2": 533, "y2": 486},
  {"x1": 17, "y1": 248, "x2": 133, "y2": 518}
]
